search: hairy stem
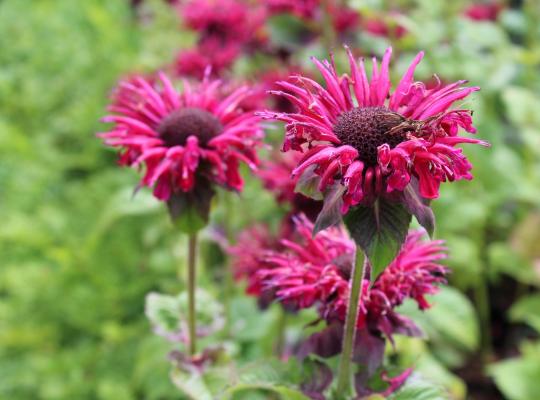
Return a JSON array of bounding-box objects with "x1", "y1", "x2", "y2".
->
[
  {"x1": 187, "y1": 233, "x2": 198, "y2": 356},
  {"x1": 336, "y1": 252, "x2": 370, "y2": 397}
]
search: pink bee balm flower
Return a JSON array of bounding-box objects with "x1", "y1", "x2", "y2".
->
[
  {"x1": 464, "y1": 1, "x2": 503, "y2": 21},
  {"x1": 364, "y1": 15, "x2": 407, "y2": 39},
  {"x1": 174, "y1": 38, "x2": 241, "y2": 79},
  {"x1": 228, "y1": 224, "x2": 282, "y2": 298},
  {"x1": 260, "y1": 48, "x2": 489, "y2": 211},
  {"x1": 258, "y1": 216, "x2": 448, "y2": 336},
  {"x1": 180, "y1": 0, "x2": 266, "y2": 43},
  {"x1": 265, "y1": 0, "x2": 320, "y2": 19},
  {"x1": 98, "y1": 71, "x2": 263, "y2": 201},
  {"x1": 258, "y1": 151, "x2": 323, "y2": 220}
]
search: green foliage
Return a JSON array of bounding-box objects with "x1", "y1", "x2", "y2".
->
[
  {"x1": 488, "y1": 342, "x2": 540, "y2": 400},
  {"x1": 344, "y1": 199, "x2": 412, "y2": 278},
  {"x1": 388, "y1": 374, "x2": 448, "y2": 400},
  {"x1": 2, "y1": 0, "x2": 540, "y2": 398}
]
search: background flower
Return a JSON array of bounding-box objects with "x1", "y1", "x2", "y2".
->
[{"x1": 99, "y1": 71, "x2": 263, "y2": 201}]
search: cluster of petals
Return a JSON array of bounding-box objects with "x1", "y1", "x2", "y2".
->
[
  {"x1": 256, "y1": 216, "x2": 448, "y2": 335},
  {"x1": 363, "y1": 14, "x2": 407, "y2": 38},
  {"x1": 242, "y1": 67, "x2": 311, "y2": 114},
  {"x1": 464, "y1": 1, "x2": 503, "y2": 21},
  {"x1": 174, "y1": 38, "x2": 240, "y2": 79},
  {"x1": 179, "y1": 0, "x2": 267, "y2": 43},
  {"x1": 228, "y1": 224, "x2": 282, "y2": 297},
  {"x1": 265, "y1": 0, "x2": 359, "y2": 34},
  {"x1": 98, "y1": 71, "x2": 263, "y2": 201},
  {"x1": 265, "y1": 0, "x2": 320, "y2": 19},
  {"x1": 257, "y1": 151, "x2": 323, "y2": 220},
  {"x1": 260, "y1": 47, "x2": 488, "y2": 210}
]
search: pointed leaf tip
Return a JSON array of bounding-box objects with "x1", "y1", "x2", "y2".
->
[{"x1": 344, "y1": 198, "x2": 412, "y2": 278}]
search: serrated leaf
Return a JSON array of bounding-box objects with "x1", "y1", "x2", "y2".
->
[
  {"x1": 170, "y1": 369, "x2": 213, "y2": 400},
  {"x1": 402, "y1": 179, "x2": 435, "y2": 237},
  {"x1": 221, "y1": 360, "x2": 309, "y2": 400},
  {"x1": 222, "y1": 384, "x2": 310, "y2": 400},
  {"x1": 388, "y1": 374, "x2": 448, "y2": 400},
  {"x1": 313, "y1": 184, "x2": 346, "y2": 234},
  {"x1": 344, "y1": 199, "x2": 412, "y2": 278}
]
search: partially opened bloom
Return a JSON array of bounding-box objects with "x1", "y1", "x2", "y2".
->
[
  {"x1": 258, "y1": 216, "x2": 448, "y2": 337},
  {"x1": 98, "y1": 71, "x2": 263, "y2": 201},
  {"x1": 260, "y1": 48, "x2": 488, "y2": 211}
]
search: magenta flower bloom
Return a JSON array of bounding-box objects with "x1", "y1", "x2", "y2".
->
[
  {"x1": 265, "y1": 0, "x2": 320, "y2": 19},
  {"x1": 180, "y1": 0, "x2": 266, "y2": 43},
  {"x1": 257, "y1": 151, "x2": 322, "y2": 220},
  {"x1": 174, "y1": 38, "x2": 241, "y2": 79},
  {"x1": 260, "y1": 48, "x2": 488, "y2": 211},
  {"x1": 364, "y1": 15, "x2": 407, "y2": 39},
  {"x1": 98, "y1": 72, "x2": 263, "y2": 201},
  {"x1": 258, "y1": 216, "x2": 448, "y2": 335},
  {"x1": 464, "y1": 1, "x2": 503, "y2": 21},
  {"x1": 228, "y1": 224, "x2": 283, "y2": 301}
]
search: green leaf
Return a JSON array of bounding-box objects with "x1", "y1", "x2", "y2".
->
[
  {"x1": 488, "y1": 342, "x2": 540, "y2": 400},
  {"x1": 388, "y1": 374, "x2": 449, "y2": 400},
  {"x1": 222, "y1": 384, "x2": 309, "y2": 400},
  {"x1": 170, "y1": 369, "x2": 213, "y2": 400},
  {"x1": 313, "y1": 184, "x2": 346, "y2": 234},
  {"x1": 344, "y1": 199, "x2": 412, "y2": 278},
  {"x1": 509, "y1": 294, "x2": 540, "y2": 333},
  {"x1": 399, "y1": 287, "x2": 479, "y2": 354}
]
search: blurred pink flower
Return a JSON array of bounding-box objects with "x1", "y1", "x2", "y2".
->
[
  {"x1": 464, "y1": 1, "x2": 503, "y2": 21},
  {"x1": 173, "y1": 38, "x2": 241, "y2": 79},
  {"x1": 258, "y1": 216, "x2": 448, "y2": 337},
  {"x1": 258, "y1": 151, "x2": 323, "y2": 219},
  {"x1": 98, "y1": 71, "x2": 263, "y2": 201},
  {"x1": 180, "y1": 0, "x2": 266, "y2": 43},
  {"x1": 228, "y1": 224, "x2": 282, "y2": 298},
  {"x1": 364, "y1": 15, "x2": 407, "y2": 38},
  {"x1": 260, "y1": 47, "x2": 488, "y2": 211},
  {"x1": 265, "y1": 0, "x2": 320, "y2": 19}
]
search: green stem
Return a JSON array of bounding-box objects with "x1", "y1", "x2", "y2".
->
[
  {"x1": 187, "y1": 233, "x2": 198, "y2": 356},
  {"x1": 275, "y1": 309, "x2": 287, "y2": 357},
  {"x1": 475, "y1": 276, "x2": 492, "y2": 362},
  {"x1": 336, "y1": 252, "x2": 370, "y2": 397}
]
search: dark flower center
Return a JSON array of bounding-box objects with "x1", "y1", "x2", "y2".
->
[
  {"x1": 157, "y1": 107, "x2": 223, "y2": 147},
  {"x1": 333, "y1": 106, "x2": 409, "y2": 166}
]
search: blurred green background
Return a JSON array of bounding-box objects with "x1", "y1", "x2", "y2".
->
[{"x1": 1, "y1": 0, "x2": 539, "y2": 399}]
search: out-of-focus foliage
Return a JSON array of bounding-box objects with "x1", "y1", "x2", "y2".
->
[{"x1": 1, "y1": 0, "x2": 540, "y2": 399}]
